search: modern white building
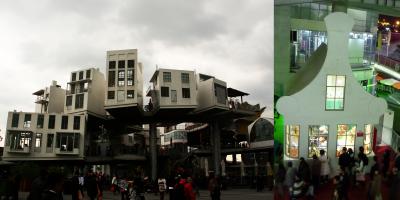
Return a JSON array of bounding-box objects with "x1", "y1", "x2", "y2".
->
[
  {"x1": 105, "y1": 49, "x2": 144, "y2": 117},
  {"x1": 65, "y1": 68, "x2": 106, "y2": 117},
  {"x1": 195, "y1": 74, "x2": 229, "y2": 113},
  {"x1": 276, "y1": 13, "x2": 387, "y2": 172},
  {"x1": 147, "y1": 69, "x2": 197, "y2": 111},
  {"x1": 33, "y1": 81, "x2": 65, "y2": 114},
  {"x1": 3, "y1": 111, "x2": 85, "y2": 161}
]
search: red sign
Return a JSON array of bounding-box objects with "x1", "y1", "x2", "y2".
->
[{"x1": 357, "y1": 131, "x2": 364, "y2": 137}]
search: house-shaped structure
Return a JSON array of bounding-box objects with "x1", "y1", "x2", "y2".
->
[{"x1": 276, "y1": 12, "x2": 387, "y2": 172}]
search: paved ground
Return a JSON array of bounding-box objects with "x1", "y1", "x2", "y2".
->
[{"x1": 19, "y1": 189, "x2": 273, "y2": 200}]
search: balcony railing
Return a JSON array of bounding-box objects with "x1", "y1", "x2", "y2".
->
[
  {"x1": 55, "y1": 148, "x2": 79, "y2": 155},
  {"x1": 6, "y1": 146, "x2": 31, "y2": 153}
]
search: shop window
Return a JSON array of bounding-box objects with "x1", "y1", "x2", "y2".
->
[
  {"x1": 56, "y1": 133, "x2": 80, "y2": 152},
  {"x1": 108, "y1": 71, "x2": 116, "y2": 87},
  {"x1": 73, "y1": 116, "x2": 81, "y2": 130},
  {"x1": 127, "y1": 90, "x2": 134, "y2": 99},
  {"x1": 46, "y1": 134, "x2": 54, "y2": 153},
  {"x1": 163, "y1": 72, "x2": 171, "y2": 82},
  {"x1": 326, "y1": 75, "x2": 346, "y2": 110},
  {"x1": 161, "y1": 87, "x2": 169, "y2": 97},
  {"x1": 8, "y1": 131, "x2": 32, "y2": 150},
  {"x1": 61, "y1": 116, "x2": 68, "y2": 129},
  {"x1": 118, "y1": 70, "x2": 125, "y2": 87},
  {"x1": 285, "y1": 125, "x2": 300, "y2": 158},
  {"x1": 70, "y1": 84, "x2": 76, "y2": 94},
  {"x1": 364, "y1": 124, "x2": 372, "y2": 155},
  {"x1": 108, "y1": 91, "x2": 115, "y2": 99},
  {"x1": 127, "y1": 70, "x2": 134, "y2": 86},
  {"x1": 336, "y1": 124, "x2": 356, "y2": 157},
  {"x1": 79, "y1": 71, "x2": 83, "y2": 80},
  {"x1": 24, "y1": 114, "x2": 31, "y2": 128},
  {"x1": 48, "y1": 115, "x2": 55, "y2": 129},
  {"x1": 182, "y1": 88, "x2": 190, "y2": 98},
  {"x1": 37, "y1": 114, "x2": 44, "y2": 128},
  {"x1": 308, "y1": 125, "x2": 328, "y2": 157},
  {"x1": 109, "y1": 61, "x2": 116, "y2": 69},
  {"x1": 34, "y1": 133, "x2": 42, "y2": 152},
  {"x1": 128, "y1": 60, "x2": 135, "y2": 68},
  {"x1": 75, "y1": 94, "x2": 84, "y2": 109},
  {"x1": 118, "y1": 60, "x2": 125, "y2": 68},
  {"x1": 12, "y1": 113, "x2": 19, "y2": 128},
  {"x1": 181, "y1": 73, "x2": 190, "y2": 84}
]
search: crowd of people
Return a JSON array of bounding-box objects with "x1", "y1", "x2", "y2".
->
[{"x1": 274, "y1": 147, "x2": 400, "y2": 200}]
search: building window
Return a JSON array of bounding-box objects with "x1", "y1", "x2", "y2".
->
[
  {"x1": 161, "y1": 87, "x2": 169, "y2": 97},
  {"x1": 182, "y1": 88, "x2": 190, "y2": 98},
  {"x1": 34, "y1": 133, "x2": 42, "y2": 152},
  {"x1": 308, "y1": 125, "x2": 328, "y2": 157},
  {"x1": 285, "y1": 125, "x2": 300, "y2": 158},
  {"x1": 108, "y1": 91, "x2": 115, "y2": 99},
  {"x1": 118, "y1": 60, "x2": 125, "y2": 68},
  {"x1": 8, "y1": 131, "x2": 32, "y2": 150},
  {"x1": 23, "y1": 114, "x2": 32, "y2": 128},
  {"x1": 336, "y1": 124, "x2": 356, "y2": 157},
  {"x1": 108, "y1": 71, "x2": 115, "y2": 87},
  {"x1": 46, "y1": 134, "x2": 54, "y2": 152},
  {"x1": 11, "y1": 113, "x2": 19, "y2": 128},
  {"x1": 326, "y1": 75, "x2": 346, "y2": 110},
  {"x1": 127, "y1": 70, "x2": 134, "y2": 86},
  {"x1": 72, "y1": 73, "x2": 76, "y2": 81},
  {"x1": 181, "y1": 73, "x2": 189, "y2": 84},
  {"x1": 117, "y1": 90, "x2": 125, "y2": 102},
  {"x1": 118, "y1": 70, "x2": 125, "y2": 87},
  {"x1": 48, "y1": 115, "x2": 55, "y2": 129},
  {"x1": 75, "y1": 94, "x2": 84, "y2": 109},
  {"x1": 364, "y1": 124, "x2": 372, "y2": 155},
  {"x1": 127, "y1": 90, "x2": 134, "y2": 99},
  {"x1": 128, "y1": 135, "x2": 133, "y2": 143},
  {"x1": 73, "y1": 116, "x2": 80, "y2": 130},
  {"x1": 214, "y1": 84, "x2": 227, "y2": 104},
  {"x1": 56, "y1": 133, "x2": 80, "y2": 152},
  {"x1": 79, "y1": 71, "x2": 84, "y2": 80},
  {"x1": 109, "y1": 61, "x2": 116, "y2": 69},
  {"x1": 37, "y1": 114, "x2": 44, "y2": 129},
  {"x1": 66, "y1": 96, "x2": 72, "y2": 109},
  {"x1": 163, "y1": 72, "x2": 171, "y2": 82},
  {"x1": 70, "y1": 84, "x2": 76, "y2": 94},
  {"x1": 61, "y1": 116, "x2": 68, "y2": 129},
  {"x1": 86, "y1": 70, "x2": 91, "y2": 79},
  {"x1": 128, "y1": 60, "x2": 135, "y2": 68}
]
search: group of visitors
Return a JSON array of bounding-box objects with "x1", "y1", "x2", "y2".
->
[
  {"x1": 275, "y1": 146, "x2": 400, "y2": 200},
  {"x1": 165, "y1": 175, "x2": 198, "y2": 200}
]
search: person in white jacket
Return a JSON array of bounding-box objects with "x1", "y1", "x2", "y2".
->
[{"x1": 319, "y1": 149, "x2": 330, "y2": 184}]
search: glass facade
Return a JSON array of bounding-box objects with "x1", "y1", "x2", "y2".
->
[
  {"x1": 308, "y1": 125, "x2": 328, "y2": 157},
  {"x1": 336, "y1": 124, "x2": 356, "y2": 157},
  {"x1": 364, "y1": 124, "x2": 372, "y2": 155}
]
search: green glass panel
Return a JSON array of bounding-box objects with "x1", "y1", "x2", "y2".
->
[
  {"x1": 326, "y1": 98, "x2": 335, "y2": 109},
  {"x1": 335, "y1": 99, "x2": 343, "y2": 109}
]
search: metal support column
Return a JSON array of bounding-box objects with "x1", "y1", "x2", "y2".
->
[
  {"x1": 150, "y1": 123, "x2": 157, "y2": 182},
  {"x1": 211, "y1": 121, "x2": 221, "y2": 176}
]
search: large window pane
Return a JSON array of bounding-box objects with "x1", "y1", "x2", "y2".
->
[
  {"x1": 308, "y1": 125, "x2": 328, "y2": 157},
  {"x1": 364, "y1": 124, "x2": 372, "y2": 154},
  {"x1": 326, "y1": 75, "x2": 346, "y2": 110},
  {"x1": 286, "y1": 125, "x2": 300, "y2": 158},
  {"x1": 12, "y1": 113, "x2": 19, "y2": 128},
  {"x1": 337, "y1": 124, "x2": 356, "y2": 156}
]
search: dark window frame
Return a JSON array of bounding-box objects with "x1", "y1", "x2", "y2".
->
[{"x1": 161, "y1": 87, "x2": 169, "y2": 97}]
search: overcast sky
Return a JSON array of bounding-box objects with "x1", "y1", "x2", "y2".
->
[{"x1": 0, "y1": 0, "x2": 273, "y2": 146}]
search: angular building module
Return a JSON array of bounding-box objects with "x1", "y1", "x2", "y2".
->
[
  {"x1": 105, "y1": 49, "x2": 144, "y2": 118},
  {"x1": 65, "y1": 68, "x2": 106, "y2": 117},
  {"x1": 195, "y1": 74, "x2": 229, "y2": 114},
  {"x1": 147, "y1": 68, "x2": 197, "y2": 112},
  {"x1": 33, "y1": 81, "x2": 65, "y2": 114}
]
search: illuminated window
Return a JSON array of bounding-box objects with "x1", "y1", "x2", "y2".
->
[
  {"x1": 308, "y1": 125, "x2": 328, "y2": 158},
  {"x1": 285, "y1": 125, "x2": 300, "y2": 158},
  {"x1": 34, "y1": 133, "x2": 42, "y2": 152},
  {"x1": 364, "y1": 124, "x2": 372, "y2": 155},
  {"x1": 336, "y1": 124, "x2": 356, "y2": 157},
  {"x1": 326, "y1": 75, "x2": 346, "y2": 110}
]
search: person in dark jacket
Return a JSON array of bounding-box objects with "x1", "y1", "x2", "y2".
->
[
  {"x1": 311, "y1": 154, "x2": 321, "y2": 191},
  {"x1": 28, "y1": 169, "x2": 48, "y2": 200},
  {"x1": 41, "y1": 173, "x2": 64, "y2": 200},
  {"x1": 85, "y1": 170, "x2": 98, "y2": 200},
  {"x1": 339, "y1": 147, "x2": 350, "y2": 171},
  {"x1": 71, "y1": 171, "x2": 83, "y2": 200},
  {"x1": 383, "y1": 149, "x2": 391, "y2": 178},
  {"x1": 298, "y1": 157, "x2": 311, "y2": 183}
]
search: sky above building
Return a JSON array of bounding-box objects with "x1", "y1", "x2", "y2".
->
[{"x1": 0, "y1": 0, "x2": 273, "y2": 146}]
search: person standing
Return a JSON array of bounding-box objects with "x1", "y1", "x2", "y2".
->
[
  {"x1": 382, "y1": 149, "x2": 391, "y2": 178},
  {"x1": 319, "y1": 149, "x2": 330, "y2": 184},
  {"x1": 310, "y1": 154, "x2": 321, "y2": 191},
  {"x1": 356, "y1": 146, "x2": 368, "y2": 186},
  {"x1": 71, "y1": 171, "x2": 83, "y2": 200},
  {"x1": 298, "y1": 157, "x2": 311, "y2": 183},
  {"x1": 274, "y1": 163, "x2": 286, "y2": 200},
  {"x1": 284, "y1": 161, "x2": 297, "y2": 189},
  {"x1": 41, "y1": 173, "x2": 64, "y2": 200},
  {"x1": 28, "y1": 169, "x2": 48, "y2": 200},
  {"x1": 158, "y1": 177, "x2": 167, "y2": 200},
  {"x1": 85, "y1": 170, "x2": 98, "y2": 200},
  {"x1": 208, "y1": 174, "x2": 220, "y2": 200},
  {"x1": 338, "y1": 147, "x2": 350, "y2": 172},
  {"x1": 184, "y1": 177, "x2": 196, "y2": 200}
]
